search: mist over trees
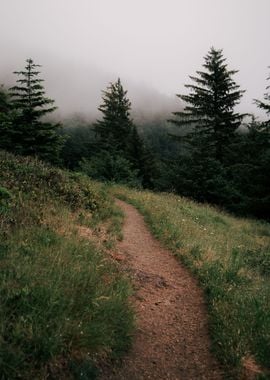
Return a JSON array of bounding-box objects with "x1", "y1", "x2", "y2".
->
[
  {"x1": 80, "y1": 78, "x2": 143, "y2": 185},
  {"x1": 0, "y1": 50, "x2": 269, "y2": 219}
]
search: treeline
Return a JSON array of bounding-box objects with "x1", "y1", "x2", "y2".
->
[
  {"x1": 0, "y1": 60, "x2": 157, "y2": 188},
  {"x1": 0, "y1": 49, "x2": 269, "y2": 219},
  {"x1": 169, "y1": 48, "x2": 270, "y2": 219}
]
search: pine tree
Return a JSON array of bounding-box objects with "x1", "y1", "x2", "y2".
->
[
  {"x1": 170, "y1": 47, "x2": 246, "y2": 161},
  {"x1": 91, "y1": 78, "x2": 152, "y2": 186},
  {"x1": 0, "y1": 85, "x2": 13, "y2": 150},
  {"x1": 94, "y1": 78, "x2": 133, "y2": 154},
  {"x1": 9, "y1": 58, "x2": 63, "y2": 162},
  {"x1": 247, "y1": 70, "x2": 270, "y2": 219},
  {"x1": 128, "y1": 126, "x2": 157, "y2": 188},
  {"x1": 0, "y1": 85, "x2": 10, "y2": 114},
  {"x1": 255, "y1": 67, "x2": 270, "y2": 119},
  {"x1": 168, "y1": 48, "x2": 246, "y2": 205}
]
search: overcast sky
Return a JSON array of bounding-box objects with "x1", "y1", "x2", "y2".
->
[{"x1": 1, "y1": 0, "x2": 270, "y2": 119}]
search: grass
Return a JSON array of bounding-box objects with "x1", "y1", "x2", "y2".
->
[
  {"x1": 111, "y1": 185, "x2": 270, "y2": 379},
  {"x1": 0, "y1": 151, "x2": 133, "y2": 379}
]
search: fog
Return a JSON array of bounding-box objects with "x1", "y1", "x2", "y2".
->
[{"x1": 1, "y1": 0, "x2": 270, "y2": 120}]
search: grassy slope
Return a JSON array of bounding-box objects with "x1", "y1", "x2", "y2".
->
[
  {"x1": 0, "y1": 151, "x2": 133, "y2": 380},
  {"x1": 112, "y1": 185, "x2": 270, "y2": 379}
]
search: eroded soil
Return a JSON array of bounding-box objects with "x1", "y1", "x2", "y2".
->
[{"x1": 100, "y1": 200, "x2": 223, "y2": 379}]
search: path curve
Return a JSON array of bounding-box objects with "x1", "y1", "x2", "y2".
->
[{"x1": 100, "y1": 199, "x2": 223, "y2": 380}]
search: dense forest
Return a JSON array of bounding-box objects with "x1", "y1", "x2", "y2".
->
[{"x1": 0, "y1": 48, "x2": 269, "y2": 220}]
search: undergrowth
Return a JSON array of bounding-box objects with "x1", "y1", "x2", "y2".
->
[
  {"x1": 112, "y1": 185, "x2": 270, "y2": 379},
  {"x1": 0, "y1": 151, "x2": 133, "y2": 379}
]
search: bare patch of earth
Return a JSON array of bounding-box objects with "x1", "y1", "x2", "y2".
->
[{"x1": 100, "y1": 200, "x2": 224, "y2": 380}]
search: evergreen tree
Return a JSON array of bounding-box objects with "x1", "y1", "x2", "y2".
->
[
  {"x1": 9, "y1": 58, "x2": 63, "y2": 162},
  {"x1": 255, "y1": 67, "x2": 270, "y2": 119},
  {"x1": 128, "y1": 126, "x2": 157, "y2": 188},
  {"x1": 245, "y1": 70, "x2": 270, "y2": 219},
  {"x1": 0, "y1": 85, "x2": 13, "y2": 150},
  {"x1": 90, "y1": 78, "x2": 154, "y2": 186},
  {"x1": 60, "y1": 117, "x2": 95, "y2": 170},
  {"x1": 170, "y1": 47, "x2": 246, "y2": 161},
  {"x1": 0, "y1": 85, "x2": 10, "y2": 114},
  {"x1": 168, "y1": 48, "x2": 247, "y2": 205},
  {"x1": 94, "y1": 78, "x2": 133, "y2": 154},
  {"x1": 228, "y1": 117, "x2": 270, "y2": 219}
]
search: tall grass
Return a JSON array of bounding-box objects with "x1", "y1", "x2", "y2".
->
[
  {"x1": 112, "y1": 185, "x2": 270, "y2": 379},
  {"x1": 0, "y1": 151, "x2": 133, "y2": 379}
]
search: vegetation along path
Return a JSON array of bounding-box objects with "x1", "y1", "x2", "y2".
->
[{"x1": 101, "y1": 199, "x2": 223, "y2": 380}]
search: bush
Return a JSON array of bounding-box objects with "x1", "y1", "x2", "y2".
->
[{"x1": 79, "y1": 152, "x2": 140, "y2": 186}]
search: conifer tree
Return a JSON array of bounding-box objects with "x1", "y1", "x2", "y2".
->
[
  {"x1": 128, "y1": 126, "x2": 157, "y2": 188},
  {"x1": 94, "y1": 78, "x2": 133, "y2": 154},
  {"x1": 255, "y1": 67, "x2": 270, "y2": 119},
  {"x1": 0, "y1": 85, "x2": 10, "y2": 114},
  {"x1": 248, "y1": 69, "x2": 270, "y2": 218},
  {"x1": 0, "y1": 85, "x2": 13, "y2": 150},
  {"x1": 168, "y1": 48, "x2": 246, "y2": 205},
  {"x1": 91, "y1": 78, "x2": 153, "y2": 186},
  {"x1": 170, "y1": 47, "x2": 246, "y2": 161},
  {"x1": 9, "y1": 58, "x2": 63, "y2": 162}
]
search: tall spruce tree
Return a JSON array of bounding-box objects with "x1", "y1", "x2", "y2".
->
[
  {"x1": 9, "y1": 58, "x2": 63, "y2": 162},
  {"x1": 94, "y1": 78, "x2": 133, "y2": 154},
  {"x1": 169, "y1": 48, "x2": 246, "y2": 205},
  {"x1": 91, "y1": 78, "x2": 153, "y2": 186},
  {"x1": 170, "y1": 47, "x2": 245, "y2": 161}
]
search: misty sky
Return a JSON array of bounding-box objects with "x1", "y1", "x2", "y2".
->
[{"x1": 1, "y1": 0, "x2": 270, "y2": 119}]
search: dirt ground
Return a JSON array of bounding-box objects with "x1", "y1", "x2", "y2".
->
[{"x1": 100, "y1": 199, "x2": 224, "y2": 379}]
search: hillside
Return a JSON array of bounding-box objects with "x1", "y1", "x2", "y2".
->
[
  {"x1": 112, "y1": 185, "x2": 270, "y2": 379},
  {"x1": 1, "y1": 151, "x2": 270, "y2": 379},
  {"x1": 0, "y1": 151, "x2": 133, "y2": 379}
]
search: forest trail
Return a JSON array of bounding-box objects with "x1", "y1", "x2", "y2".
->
[{"x1": 100, "y1": 199, "x2": 223, "y2": 380}]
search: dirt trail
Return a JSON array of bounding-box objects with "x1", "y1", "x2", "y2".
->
[{"x1": 100, "y1": 199, "x2": 223, "y2": 380}]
